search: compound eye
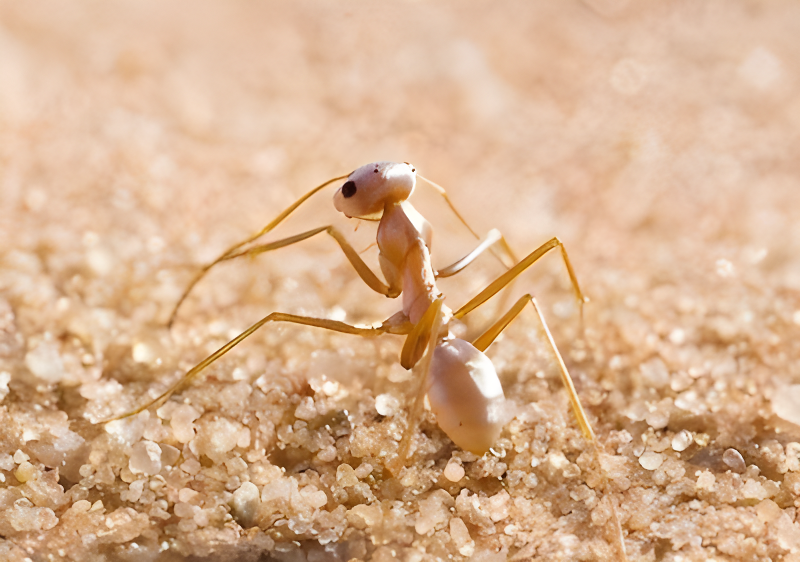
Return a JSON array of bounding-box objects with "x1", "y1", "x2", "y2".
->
[{"x1": 342, "y1": 180, "x2": 357, "y2": 198}]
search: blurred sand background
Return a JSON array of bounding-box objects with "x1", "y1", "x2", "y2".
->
[{"x1": 2, "y1": 1, "x2": 800, "y2": 560}]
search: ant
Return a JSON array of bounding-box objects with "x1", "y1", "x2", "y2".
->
[{"x1": 105, "y1": 161, "x2": 627, "y2": 559}]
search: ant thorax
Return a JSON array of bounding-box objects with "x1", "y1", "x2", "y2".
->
[{"x1": 377, "y1": 201, "x2": 438, "y2": 325}]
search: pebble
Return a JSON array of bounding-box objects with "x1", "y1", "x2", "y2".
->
[
  {"x1": 354, "y1": 463, "x2": 373, "y2": 479},
  {"x1": 756, "y1": 499, "x2": 783, "y2": 523},
  {"x1": 722, "y1": 448, "x2": 746, "y2": 473},
  {"x1": 336, "y1": 464, "x2": 358, "y2": 487},
  {"x1": 696, "y1": 470, "x2": 715, "y2": 490},
  {"x1": 449, "y1": 517, "x2": 475, "y2": 557},
  {"x1": 132, "y1": 341, "x2": 156, "y2": 364},
  {"x1": 742, "y1": 479, "x2": 767, "y2": 500},
  {"x1": 9, "y1": 505, "x2": 58, "y2": 532},
  {"x1": 303, "y1": 487, "x2": 328, "y2": 509},
  {"x1": 0, "y1": 453, "x2": 13, "y2": 471},
  {"x1": 375, "y1": 393, "x2": 400, "y2": 416},
  {"x1": 125, "y1": 480, "x2": 145, "y2": 503},
  {"x1": 197, "y1": 418, "x2": 241, "y2": 461},
  {"x1": 25, "y1": 340, "x2": 65, "y2": 383},
  {"x1": 671, "y1": 430, "x2": 693, "y2": 452},
  {"x1": 444, "y1": 459, "x2": 465, "y2": 482},
  {"x1": 294, "y1": 397, "x2": 317, "y2": 420},
  {"x1": 170, "y1": 404, "x2": 200, "y2": 444},
  {"x1": 639, "y1": 452, "x2": 664, "y2": 471},
  {"x1": 225, "y1": 457, "x2": 248, "y2": 476},
  {"x1": 230, "y1": 482, "x2": 260, "y2": 528},
  {"x1": 129, "y1": 441, "x2": 162, "y2": 475},
  {"x1": 772, "y1": 385, "x2": 800, "y2": 426},
  {"x1": 180, "y1": 458, "x2": 201, "y2": 475},
  {"x1": 14, "y1": 461, "x2": 37, "y2": 483},
  {"x1": 414, "y1": 490, "x2": 452, "y2": 535},
  {"x1": 174, "y1": 501, "x2": 197, "y2": 518},
  {"x1": 178, "y1": 488, "x2": 200, "y2": 503},
  {"x1": 639, "y1": 358, "x2": 670, "y2": 389}
]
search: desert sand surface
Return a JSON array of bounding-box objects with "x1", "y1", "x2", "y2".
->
[{"x1": 2, "y1": 1, "x2": 800, "y2": 560}]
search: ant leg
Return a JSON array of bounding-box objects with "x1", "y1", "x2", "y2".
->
[
  {"x1": 398, "y1": 294, "x2": 445, "y2": 369},
  {"x1": 432, "y1": 220, "x2": 584, "y2": 326},
  {"x1": 388, "y1": 297, "x2": 445, "y2": 474},
  {"x1": 436, "y1": 229, "x2": 502, "y2": 279},
  {"x1": 222, "y1": 225, "x2": 400, "y2": 298},
  {"x1": 471, "y1": 293, "x2": 594, "y2": 441},
  {"x1": 167, "y1": 174, "x2": 348, "y2": 328},
  {"x1": 453, "y1": 237, "x2": 587, "y2": 321},
  {"x1": 454, "y1": 240, "x2": 589, "y2": 438},
  {"x1": 417, "y1": 174, "x2": 519, "y2": 269},
  {"x1": 463, "y1": 289, "x2": 628, "y2": 560},
  {"x1": 167, "y1": 224, "x2": 403, "y2": 325},
  {"x1": 101, "y1": 312, "x2": 394, "y2": 423}
]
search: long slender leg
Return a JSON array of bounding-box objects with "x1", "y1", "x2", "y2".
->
[
  {"x1": 387, "y1": 297, "x2": 445, "y2": 474},
  {"x1": 102, "y1": 312, "x2": 393, "y2": 423},
  {"x1": 453, "y1": 237, "x2": 587, "y2": 321},
  {"x1": 465, "y1": 291, "x2": 627, "y2": 560},
  {"x1": 398, "y1": 294, "x2": 444, "y2": 369},
  {"x1": 455, "y1": 242, "x2": 589, "y2": 439},
  {"x1": 435, "y1": 226, "x2": 585, "y2": 331},
  {"x1": 417, "y1": 174, "x2": 519, "y2": 269},
  {"x1": 435, "y1": 229, "x2": 502, "y2": 279},
  {"x1": 471, "y1": 294, "x2": 594, "y2": 441},
  {"x1": 167, "y1": 174, "x2": 349, "y2": 328},
  {"x1": 222, "y1": 225, "x2": 400, "y2": 298}
]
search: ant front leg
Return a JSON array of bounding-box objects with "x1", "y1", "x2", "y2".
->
[
  {"x1": 168, "y1": 223, "x2": 402, "y2": 326},
  {"x1": 167, "y1": 174, "x2": 348, "y2": 328},
  {"x1": 222, "y1": 225, "x2": 400, "y2": 298}
]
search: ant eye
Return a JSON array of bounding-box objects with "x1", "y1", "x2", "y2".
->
[{"x1": 342, "y1": 181, "x2": 357, "y2": 198}]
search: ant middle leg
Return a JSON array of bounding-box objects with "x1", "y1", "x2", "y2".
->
[
  {"x1": 102, "y1": 312, "x2": 404, "y2": 423},
  {"x1": 453, "y1": 236, "x2": 588, "y2": 321},
  {"x1": 435, "y1": 228, "x2": 586, "y2": 327}
]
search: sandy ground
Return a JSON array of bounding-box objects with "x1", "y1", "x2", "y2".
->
[{"x1": 2, "y1": 1, "x2": 800, "y2": 560}]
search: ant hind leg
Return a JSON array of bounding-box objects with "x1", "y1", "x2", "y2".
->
[
  {"x1": 460, "y1": 280, "x2": 627, "y2": 560},
  {"x1": 470, "y1": 293, "x2": 595, "y2": 441}
]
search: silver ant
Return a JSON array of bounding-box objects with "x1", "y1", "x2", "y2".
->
[{"x1": 106, "y1": 161, "x2": 627, "y2": 559}]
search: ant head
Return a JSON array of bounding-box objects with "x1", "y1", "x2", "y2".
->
[{"x1": 333, "y1": 162, "x2": 416, "y2": 219}]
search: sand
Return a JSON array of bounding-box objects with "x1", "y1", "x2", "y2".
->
[{"x1": 2, "y1": 1, "x2": 800, "y2": 560}]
